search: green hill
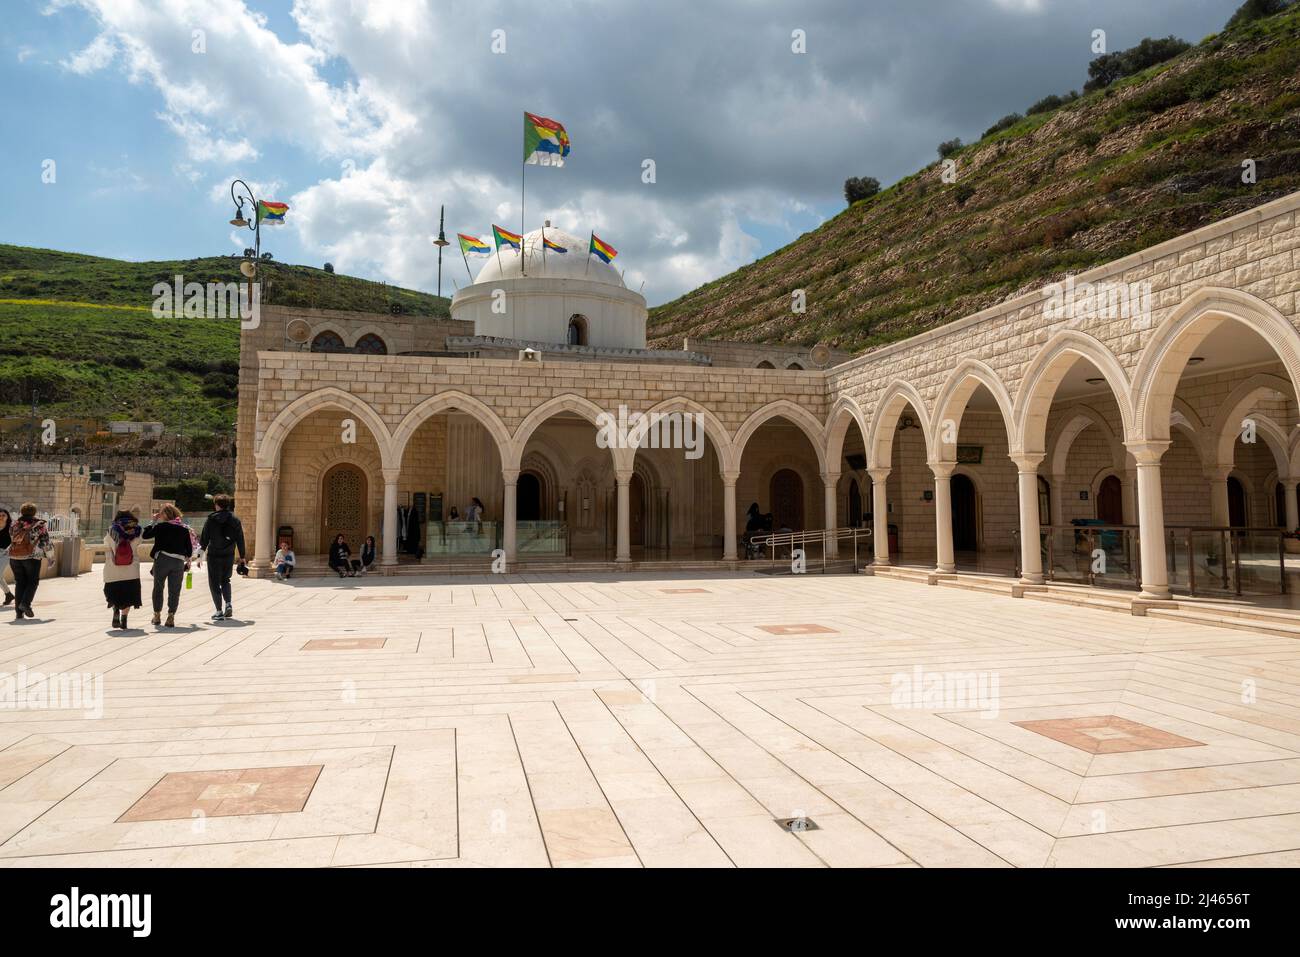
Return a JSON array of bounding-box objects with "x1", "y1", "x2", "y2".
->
[
  {"x1": 647, "y1": 2, "x2": 1300, "y2": 351},
  {"x1": 0, "y1": 246, "x2": 448, "y2": 435}
]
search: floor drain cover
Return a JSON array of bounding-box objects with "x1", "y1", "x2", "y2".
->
[{"x1": 776, "y1": 817, "x2": 819, "y2": 832}]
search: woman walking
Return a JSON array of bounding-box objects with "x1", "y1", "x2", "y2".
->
[
  {"x1": 0, "y1": 509, "x2": 15, "y2": 608},
  {"x1": 6, "y1": 504, "x2": 51, "y2": 620},
  {"x1": 142, "y1": 504, "x2": 198, "y2": 628},
  {"x1": 104, "y1": 508, "x2": 143, "y2": 631}
]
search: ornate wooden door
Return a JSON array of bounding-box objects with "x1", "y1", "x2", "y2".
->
[{"x1": 319, "y1": 464, "x2": 368, "y2": 554}]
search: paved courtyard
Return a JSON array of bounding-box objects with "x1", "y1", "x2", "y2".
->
[{"x1": 2, "y1": 568, "x2": 1300, "y2": 868}]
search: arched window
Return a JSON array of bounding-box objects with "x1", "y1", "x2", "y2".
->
[
  {"x1": 567, "y1": 315, "x2": 588, "y2": 346},
  {"x1": 310, "y1": 331, "x2": 347, "y2": 354},
  {"x1": 354, "y1": 333, "x2": 388, "y2": 355},
  {"x1": 756, "y1": 360, "x2": 775, "y2": 369},
  {"x1": 786, "y1": 361, "x2": 804, "y2": 370}
]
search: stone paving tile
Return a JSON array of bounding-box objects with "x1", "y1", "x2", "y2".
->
[{"x1": 1, "y1": 568, "x2": 1299, "y2": 867}]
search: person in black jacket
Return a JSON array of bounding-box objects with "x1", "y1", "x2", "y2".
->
[
  {"x1": 142, "y1": 504, "x2": 197, "y2": 628},
  {"x1": 329, "y1": 534, "x2": 357, "y2": 577},
  {"x1": 359, "y1": 535, "x2": 377, "y2": 574},
  {"x1": 199, "y1": 494, "x2": 246, "y2": 621}
]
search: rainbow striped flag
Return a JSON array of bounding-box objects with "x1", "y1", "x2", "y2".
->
[
  {"x1": 493, "y1": 224, "x2": 523, "y2": 250},
  {"x1": 543, "y1": 235, "x2": 568, "y2": 254},
  {"x1": 524, "y1": 112, "x2": 570, "y2": 166},
  {"x1": 589, "y1": 232, "x2": 617, "y2": 264},
  {"x1": 257, "y1": 200, "x2": 289, "y2": 225},
  {"x1": 458, "y1": 233, "x2": 491, "y2": 256}
]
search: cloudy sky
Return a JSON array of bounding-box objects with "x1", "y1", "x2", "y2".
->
[{"x1": 1, "y1": 0, "x2": 1242, "y2": 305}]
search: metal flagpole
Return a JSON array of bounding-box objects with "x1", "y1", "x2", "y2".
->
[
  {"x1": 541, "y1": 223, "x2": 547, "y2": 274},
  {"x1": 585, "y1": 230, "x2": 593, "y2": 277},
  {"x1": 520, "y1": 155, "x2": 527, "y2": 277},
  {"x1": 462, "y1": 242, "x2": 473, "y2": 281}
]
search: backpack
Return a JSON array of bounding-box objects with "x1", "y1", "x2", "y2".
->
[
  {"x1": 112, "y1": 535, "x2": 135, "y2": 566},
  {"x1": 8, "y1": 522, "x2": 33, "y2": 559}
]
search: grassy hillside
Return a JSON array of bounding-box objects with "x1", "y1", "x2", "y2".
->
[
  {"x1": 648, "y1": 3, "x2": 1300, "y2": 352},
  {"x1": 0, "y1": 246, "x2": 448, "y2": 434}
]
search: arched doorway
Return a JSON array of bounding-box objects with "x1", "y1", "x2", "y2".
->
[
  {"x1": 1276, "y1": 482, "x2": 1286, "y2": 528},
  {"x1": 848, "y1": 479, "x2": 863, "y2": 527},
  {"x1": 1037, "y1": 476, "x2": 1051, "y2": 526},
  {"x1": 319, "y1": 463, "x2": 368, "y2": 555},
  {"x1": 951, "y1": 474, "x2": 977, "y2": 551},
  {"x1": 517, "y1": 472, "x2": 544, "y2": 521},
  {"x1": 1096, "y1": 474, "x2": 1123, "y2": 524},
  {"x1": 770, "y1": 469, "x2": 804, "y2": 530},
  {"x1": 629, "y1": 473, "x2": 646, "y2": 546},
  {"x1": 1227, "y1": 476, "x2": 1248, "y2": 527}
]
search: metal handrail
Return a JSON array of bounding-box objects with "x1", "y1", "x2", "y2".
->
[{"x1": 747, "y1": 526, "x2": 873, "y2": 571}]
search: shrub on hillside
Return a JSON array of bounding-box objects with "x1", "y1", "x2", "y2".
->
[
  {"x1": 937, "y1": 138, "x2": 963, "y2": 159},
  {"x1": 1084, "y1": 36, "x2": 1191, "y2": 92},
  {"x1": 843, "y1": 176, "x2": 881, "y2": 205},
  {"x1": 1026, "y1": 91, "x2": 1079, "y2": 115},
  {"x1": 983, "y1": 113, "x2": 1023, "y2": 138},
  {"x1": 1227, "y1": 0, "x2": 1294, "y2": 29}
]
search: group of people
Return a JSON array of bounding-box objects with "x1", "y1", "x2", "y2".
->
[
  {"x1": 99, "y1": 493, "x2": 248, "y2": 629},
  {"x1": 326, "y1": 534, "x2": 376, "y2": 578},
  {"x1": 1, "y1": 495, "x2": 249, "y2": 629}
]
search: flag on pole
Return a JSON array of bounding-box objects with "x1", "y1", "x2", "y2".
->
[
  {"x1": 493, "y1": 224, "x2": 523, "y2": 250},
  {"x1": 589, "y1": 232, "x2": 618, "y2": 264},
  {"x1": 543, "y1": 235, "x2": 568, "y2": 253},
  {"x1": 257, "y1": 200, "x2": 289, "y2": 225},
  {"x1": 523, "y1": 112, "x2": 570, "y2": 167},
  {"x1": 458, "y1": 233, "x2": 491, "y2": 256}
]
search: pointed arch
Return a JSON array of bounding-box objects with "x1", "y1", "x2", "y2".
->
[
  {"x1": 1207, "y1": 373, "x2": 1295, "y2": 470},
  {"x1": 866, "y1": 380, "x2": 932, "y2": 471},
  {"x1": 1046, "y1": 403, "x2": 1126, "y2": 478},
  {"x1": 1014, "y1": 330, "x2": 1134, "y2": 455},
  {"x1": 930, "y1": 359, "x2": 1016, "y2": 462},
  {"x1": 1133, "y1": 286, "x2": 1300, "y2": 443},
  {"x1": 639, "y1": 396, "x2": 738, "y2": 475},
  {"x1": 393, "y1": 390, "x2": 513, "y2": 474},
  {"x1": 824, "y1": 394, "x2": 870, "y2": 476},
  {"x1": 733, "y1": 400, "x2": 829, "y2": 475},
  {"x1": 512, "y1": 393, "x2": 633, "y2": 472},
  {"x1": 257, "y1": 387, "x2": 395, "y2": 471}
]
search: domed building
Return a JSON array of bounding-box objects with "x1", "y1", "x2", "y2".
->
[{"x1": 451, "y1": 223, "x2": 648, "y2": 350}]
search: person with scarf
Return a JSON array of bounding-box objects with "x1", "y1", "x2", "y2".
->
[
  {"x1": 142, "y1": 504, "x2": 198, "y2": 628},
  {"x1": 0, "y1": 509, "x2": 15, "y2": 607},
  {"x1": 6, "y1": 503, "x2": 52, "y2": 620},
  {"x1": 359, "y1": 535, "x2": 377, "y2": 574},
  {"x1": 103, "y1": 507, "x2": 144, "y2": 630}
]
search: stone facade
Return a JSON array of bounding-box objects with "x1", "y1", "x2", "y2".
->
[{"x1": 238, "y1": 191, "x2": 1300, "y2": 599}]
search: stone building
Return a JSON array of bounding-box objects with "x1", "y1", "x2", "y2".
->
[{"x1": 236, "y1": 193, "x2": 1300, "y2": 602}]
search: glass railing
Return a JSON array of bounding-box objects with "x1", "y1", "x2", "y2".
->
[
  {"x1": 424, "y1": 520, "x2": 501, "y2": 556},
  {"x1": 516, "y1": 520, "x2": 569, "y2": 556},
  {"x1": 1167, "y1": 527, "x2": 1287, "y2": 597},
  {"x1": 1015, "y1": 524, "x2": 1140, "y2": 588}
]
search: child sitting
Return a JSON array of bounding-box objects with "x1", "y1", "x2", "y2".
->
[{"x1": 273, "y1": 541, "x2": 296, "y2": 580}]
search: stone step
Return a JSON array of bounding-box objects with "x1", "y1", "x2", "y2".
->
[{"x1": 1144, "y1": 607, "x2": 1300, "y2": 638}]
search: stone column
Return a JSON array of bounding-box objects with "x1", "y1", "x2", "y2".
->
[
  {"x1": 931, "y1": 461, "x2": 956, "y2": 574},
  {"x1": 1286, "y1": 477, "x2": 1299, "y2": 531},
  {"x1": 502, "y1": 468, "x2": 519, "y2": 566},
  {"x1": 1047, "y1": 472, "x2": 1064, "y2": 529},
  {"x1": 722, "y1": 472, "x2": 739, "y2": 560},
  {"x1": 615, "y1": 470, "x2": 632, "y2": 563},
  {"x1": 1013, "y1": 453, "x2": 1044, "y2": 584},
  {"x1": 822, "y1": 471, "x2": 840, "y2": 559},
  {"x1": 1206, "y1": 465, "x2": 1232, "y2": 527},
  {"x1": 1120, "y1": 468, "x2": 1138, "y2": 525},
  {"x1": 869, "y1": 468, "x2": 891, "y2": 565},
  {"x1": 251, "y1": 466, "x2": 276, "y2": 570},
  {"x1": 1129, "y1": 441, "x2": 1172, "y2": 600},
  {"x1": 381, "y1": 468, "x2": 400, "y2": 566}
]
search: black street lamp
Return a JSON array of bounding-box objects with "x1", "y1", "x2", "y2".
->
[
  {"x1": 432, "y1": 204, "x2": 450, "y2": 298},
  {"x1": 229, "y1": 178, "x2": 262, "y2": 272}
]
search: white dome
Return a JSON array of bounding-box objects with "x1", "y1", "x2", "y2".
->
[{"x1": 471, "y1": 226, "x2": 625, "y2": 287}]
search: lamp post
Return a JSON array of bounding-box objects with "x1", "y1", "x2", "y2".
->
[
  {"x1": 27, "y1": 389, "x2": 39, "y2": 462},
  {"x1": 228, "y1": 179, "x2": 261, "y2": 312},
  {"x1": 432, "y1": 205, "x2": 450, "y2": 298}
]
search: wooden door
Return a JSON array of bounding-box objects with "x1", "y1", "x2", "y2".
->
[
  {"x1": 319, "y1": 464, "x2": 368, "y2": 555},
  {"x1": 1096, "y1": 475, "x2": 1123, "y2": 524},
  {"x1": 770, "y1": 469, "x2": 804, "y2": 530}
]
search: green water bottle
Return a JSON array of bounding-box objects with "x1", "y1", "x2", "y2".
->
[{"x1": 185, "y1": 570, "x2": 193, "y2": 590}]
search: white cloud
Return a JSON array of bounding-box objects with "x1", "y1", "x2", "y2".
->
[{"x1": 60, "y1": 32, "x2": 115, "y2": 73}]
